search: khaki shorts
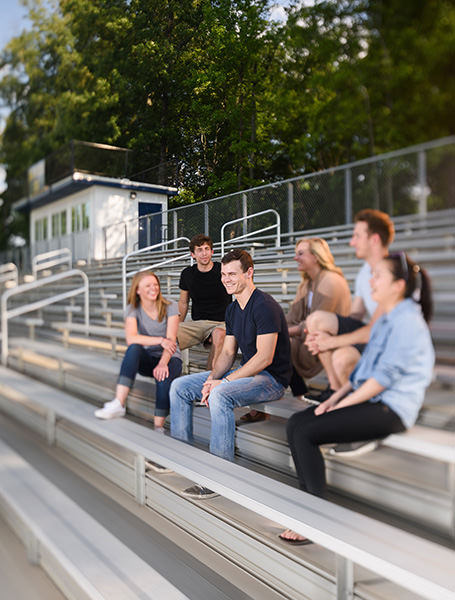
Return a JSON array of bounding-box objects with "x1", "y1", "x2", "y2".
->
[{"x1": 177, "y1": 320, "x2": 226, "y2": 350}]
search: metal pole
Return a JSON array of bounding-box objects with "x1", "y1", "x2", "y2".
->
[
  {"x1": 336, "y1": 555, "x2": 354, "y2": 600},
  {"x1": 204, "y1": 202, "x2": 209, "y2": 236},
  {"x1": 287, "y1": 182, "x2": 294, "y2": 237},
  {"x1": 418, "y1": 150, "x2": 428, "y2": 216},
  {"x1": 173, "y1": 211, "x2": 178, "y2": 247},
  {"x1": 344, "y1": 168, "x2": 352, "y2": 224},
  {"x1": 242, "y1": 194, "x2": 248, "y2": 237}
]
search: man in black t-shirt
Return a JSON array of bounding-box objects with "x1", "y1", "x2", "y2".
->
[{"x1": 178, "y1": 234, "x2": 232, "y2": 368}]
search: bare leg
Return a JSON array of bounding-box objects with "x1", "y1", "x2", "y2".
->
[
  {"x1": 154, "y1": 415, "x2": 166, "y2": 429},
  {"x1": 317, "y1": 350, "x2": 342, "y2": 390},
  {"x1": 115, "y1": 383, "x2": 130, "y2": 406},
  {"x1": 306, "y1": 311, "x2": 341, "y2": 389},
  {"x1": 332, "y1": 347, "x2": 360, "y2": 386},
  {"x1": 207, "y1": 327, "x2": 226, "y2": 369}
]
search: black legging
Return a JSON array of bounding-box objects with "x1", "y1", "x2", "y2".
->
[{"x1": 287, "y1": 402, "x2": 405, "y2": 498}]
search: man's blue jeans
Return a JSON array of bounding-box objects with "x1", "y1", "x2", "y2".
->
[{"x1": 170, "y1": 370, "x2": 285, "y2": 461}]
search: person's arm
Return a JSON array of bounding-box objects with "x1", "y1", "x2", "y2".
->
[
  {"x1": 153, "y1": 314, "x2": 180, "y2": 382},
  {"x1": 329, "y1": 378, "x2": 385, "y2": 410},
  {"x1": 178, "y1": 290, "x2": 190, "y2": 322},
  {"x1": 226, "y1": 332, "x2": 278, "y2": 380},
  {"x1": 201, "y1": 332, "x2": 279, "y2": 405},
  {"x1": 349, "y1": 296, "x2": 367, "y2": 321},
  {"x1": 200, "y1": 335, "x2": 238, "y2": 405},
  {"x1": 125, "y1": 316, "x2": 176, "y2": 354}
]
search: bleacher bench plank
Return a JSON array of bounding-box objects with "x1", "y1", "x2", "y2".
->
[{"x1": 0, "y1": 438, "x2": 188, "y2": 600}]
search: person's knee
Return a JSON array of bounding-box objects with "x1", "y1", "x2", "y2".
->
[
  {"x1": 306, "y1": 310, "x2": 331, "y2": 334},
  {"x1": 125, "y1": 343, "x2": 142, "y2": 355},
  {"x1": 209, "y1": 387, "x2": 233, "y2": 415}
]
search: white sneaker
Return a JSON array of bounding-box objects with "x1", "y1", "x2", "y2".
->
[{"x1": 95, "y1": 398, "x2": 125, "y2": 420}]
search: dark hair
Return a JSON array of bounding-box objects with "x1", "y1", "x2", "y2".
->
[
  {"x1": 189, "y1": 234, "x2": 213, "y2": 253},
  {"x1": 355, "y1": 209, "x2": 395, "y2": 247},
  {"x1": 384, "y1": 253, "x2": 433, "y2": 323},
  {"x1": 221, "y1": 249, "x2": 254, "y2": 272}
]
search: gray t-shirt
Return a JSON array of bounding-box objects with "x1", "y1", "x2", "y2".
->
[
  {"x1": 354, "y1": 262, "x2": 377, "y2": 321},
  {"x1": 125, "y1": 300, "x2": 181, "y2": 360}
]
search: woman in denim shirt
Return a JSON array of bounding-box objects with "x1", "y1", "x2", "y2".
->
[{"x1": 280, "y1": 253, "x2": 434, "y2": 544}]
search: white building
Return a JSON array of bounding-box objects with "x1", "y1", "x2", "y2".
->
[{"x1": 13, "y1": 170, "x2": 178, "y2": 262}]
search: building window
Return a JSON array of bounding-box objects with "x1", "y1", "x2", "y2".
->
[
  {"x1": 52, "y1": 210, "x2": 67, "y2": 237},
  {"x1": 34, "y1": 217, "x2": 48, "y2": 242},
  {"x1": 72, "y1": 202, "x2": 90, "y2": 232}
]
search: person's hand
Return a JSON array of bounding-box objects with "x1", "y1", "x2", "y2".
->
[
  {"x1": 314, "y1": 393, "x2": 339, "y2": 415},
  {"x1": 160, "y1": 337, "x2": 176, "y2": 354},
  {"x1": 305, "y1": 331, "x2": 333, "y2": 354},
  {"x1": 200, "y1": 378, "x2": 222, "y2": 406},
  {"x1": 153, "y1": 363, "x2": 169, "y2": 382}
]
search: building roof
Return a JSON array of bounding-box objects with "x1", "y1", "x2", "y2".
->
[{"x1": 13, "y1": 172, "x2": 179, "y2": 212}]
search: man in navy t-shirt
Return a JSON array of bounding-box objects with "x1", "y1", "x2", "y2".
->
[{"x1": 170, "y1": 249, "x2": 291, "y2": 499}]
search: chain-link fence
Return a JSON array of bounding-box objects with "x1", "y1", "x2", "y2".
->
[
  {"x1": 2, "y1": 137, "x2": 454, "y2": 266},
  {"x1": 105, "y1": 137, "x2": 454, "y2": 257}
]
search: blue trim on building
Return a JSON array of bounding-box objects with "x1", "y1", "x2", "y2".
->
[{"x1": 13, "y1": 174, "x2": 178, "y2": 212}]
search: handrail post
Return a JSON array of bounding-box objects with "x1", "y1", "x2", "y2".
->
[
  {"x1": 1, "y1": 294, "x2": 8, "y2": 366},
  {"x1": 336, "y1": 555, "x2": 354, "y2": 600}
]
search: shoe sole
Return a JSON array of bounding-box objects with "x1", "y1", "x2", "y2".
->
[
  {"x1": 94, "y1": 412, "x2": 125, "y2": 420},
  {"x1": 329, "y1": 442, "x2": 379, "y2": 458},
  {"x1": 181, "y1": 491, "x2": 219, "y2": 499}
]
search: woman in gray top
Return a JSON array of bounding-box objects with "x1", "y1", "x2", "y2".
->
[{"x1": 95, "y1": 270, "x2": 181, "y2": 430}]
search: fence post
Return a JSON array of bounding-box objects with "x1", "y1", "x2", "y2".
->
[
  {"x1": 287, "y1": 182, "x2": 294, "y2": 237},
  {"x1": 173, "y1": 210, "x2": 178, "y2": 246},
  {"x1": 204, "y1": 202, "x2": 209, "y2": 235},
  {"x1": 242, "y1": 194, "x2": 248, "y2": 237},
  {"x1": 344, "y1": 167, "x2": 352, "y2": 224},
  {"x1": 418, "y1": 150, "x2": 428, "y2": 216}
]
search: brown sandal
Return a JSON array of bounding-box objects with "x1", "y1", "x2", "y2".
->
[{"x1": 240, "y1": 410, "x2": 268, "y2": 423}]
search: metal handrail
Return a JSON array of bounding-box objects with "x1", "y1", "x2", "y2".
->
[
  {"x1": 0, "y1": 263, "x2": 18, "y2": 287},
  {"x1": 1, "y1": 269, "x2": 89, "y2": 365},
  {"x1": 220, "y1": 209, "x2": 281, "y2": 256},
  {"x1": 32, "y1": 248, "x2": 72, "y2": 278},
  {"x1": 122, "y1": 237, "x2": 191, "y2": 310}
]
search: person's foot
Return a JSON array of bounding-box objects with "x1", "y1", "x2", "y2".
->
[
  {"x1": 94, "y1": 398, "x2": 125, "y2": 419},
  {"x1": 147, "y1": 460, "x2": 173, "y2": 474},
  {"x1": 240, "y1": 410, "x2": 269, "y2": 423},
  {"x1": 304, "y1": 386, "x2": 335, "y2": 403},
  {"x1": 329, "y1": 441, "x2": 379, "y2": 457},
  {"x1": 278, "y1": 529, "x2": 312, "y2": 545},
  {"x1": 181, "y1": 484, "x2": 219, "y2": 499}
]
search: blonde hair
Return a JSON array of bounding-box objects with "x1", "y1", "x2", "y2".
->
[
  {"x1": 295, "y1": 238, "x2": 343, "y2": 299},
  {"x1": 127, "y1": 270, "x2": 170, "y2": 322}
]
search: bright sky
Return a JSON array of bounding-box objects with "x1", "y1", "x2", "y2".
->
[
  {"x1": 0, "y1": 1, "x2": 299, "y2": 51},
  {"x1": 0, "y1": 1, "x2": 29, "y2": 51}
]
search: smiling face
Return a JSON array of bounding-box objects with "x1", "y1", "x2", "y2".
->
[
  {"x1": 191, "y1": 243, "x2": 214, "y2": 267},
  {"x1": 136, "y1": 274, "x2": 160, "y2": 302},
  {"x1": 370, "y1": 260, "x2": 404, "y2": 307},
  {"x1": 221, "y1": 260, "x2": 253, "y2": 296},
  {"x1": 294, "y1": 241, "x2": 318, "y2": 273}
]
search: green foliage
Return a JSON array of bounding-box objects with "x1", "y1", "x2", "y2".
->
[{"x1": 0, "y1": 0, "x2": 453, "y2": 250}]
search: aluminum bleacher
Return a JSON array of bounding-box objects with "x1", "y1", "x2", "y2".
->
[{"x1": 1, "y1": 208, "x2": 454, "y2": 599}]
